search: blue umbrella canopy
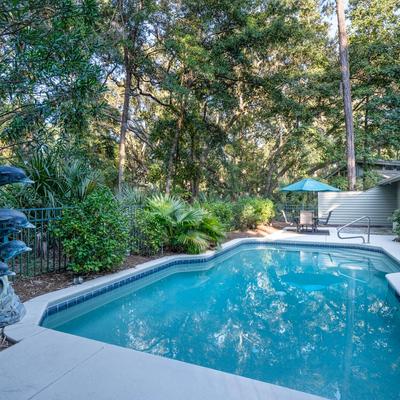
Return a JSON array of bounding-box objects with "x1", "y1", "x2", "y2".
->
[{"x1": 280, "y1": 178, "x2": 340, "y2": 192}]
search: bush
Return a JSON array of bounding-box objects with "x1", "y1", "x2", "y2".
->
[
  {"x1": 392, "y1": 209, "x2": 400, "y2": 237},
  {"x1": 233, "y1": 197, "x2": 275, "y2": 229},
  {"x1": 131, "y1": 208, "x2": 165, "y2": 255},
  {"x1": 202, "y1": 201, "x2": 234, "y2": 230},
  {"x1": 145, "y1": 194, "x2": 225, "y2": 254},
  {"x1": 253, "y1": 198, "x2": 275, "y2": 223},
  {"x1": 54, "y1": 188, "x2": 129, "y2": 273}
]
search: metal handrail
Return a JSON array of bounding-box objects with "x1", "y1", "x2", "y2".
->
[{"x1": 337, "y1": 216, "x2": 371, "y2": 244}]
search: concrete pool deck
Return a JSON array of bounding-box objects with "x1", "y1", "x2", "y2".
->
[{"x1": 1, "y1": 228, "x2": 400, "y2": 400}]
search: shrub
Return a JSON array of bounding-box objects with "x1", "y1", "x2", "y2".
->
[
  {"x1": 202, "y1": 201, "x2": 234, "y2": 230},
  {"x1": 131, "y1": 208, "x2": 165, "y2": 255},
  {"x1": 54, "y1": 188, "x2": 129, "y2": 273},
  {"x1": 252, "y1": 197, "x2": 275, "y2": 224},
  {"x1": 233, "y1": 197, "x2": 275, "y2": 229},
  {"x1": 392, "y1": 209, "x2": 400, "y2": 237},
  {"x1": 145, "y1": 194, "x2": 225, "y2": 254}
]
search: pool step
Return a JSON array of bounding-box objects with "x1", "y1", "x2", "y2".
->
[{"x1": 386, "y1": 272, "x2": 400, "y2": 298}]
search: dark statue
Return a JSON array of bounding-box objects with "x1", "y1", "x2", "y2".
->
[
  {"x1": 0, "y1": 166, "x2": 34, "y2": 186},
  {"x1": 0, "y1": 166, "x2": 34, "y2": 335}
]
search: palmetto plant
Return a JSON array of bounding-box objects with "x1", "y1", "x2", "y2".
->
[
  {"x1": 0, "y1": 149, "x2": 100, "y2": 208},
  {"x1": 146, "y1": 194, "x2": 225, "y2": 254},
  {"x1": 116, "y1": 186, "x2": 155, "y2": 207},
  {"x1": 61, "y1": 160, "x2": 100, "y2": 204}
]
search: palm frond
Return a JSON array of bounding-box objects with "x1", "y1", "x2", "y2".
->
[{"x1": 175, "y1": 230, "x2": 210, "y2": 254}]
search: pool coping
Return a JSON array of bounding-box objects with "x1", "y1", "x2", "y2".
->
[{"x1": 4, "y1": 235, "x2": 400, "y2": 400}]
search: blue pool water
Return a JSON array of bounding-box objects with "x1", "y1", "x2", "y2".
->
[{"x1": 42, "y1": 244, "x2": 400, "y2": 399}]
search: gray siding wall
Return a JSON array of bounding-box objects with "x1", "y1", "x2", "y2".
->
[
  {"x1": 397, "y1": 182, "x2": 400, "y2": 208},
  {"x1": 318, "y1": 186, "x2": 398, "y2": 226}
]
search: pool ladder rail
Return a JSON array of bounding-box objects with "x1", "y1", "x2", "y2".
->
[{"x1": 337, "y1": 216, "x2": 371, "y2": 244}]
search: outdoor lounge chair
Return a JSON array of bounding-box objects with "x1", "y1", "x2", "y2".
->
[
  {"x1": 281, "y1": 210, "x2": 294, "y2": 225},
  {"x1": 316, "y1": 210, "x2": 333, "y2": 227},
  {"x1": 297, "y1": 210, "x2": 315, "y2": 232}
]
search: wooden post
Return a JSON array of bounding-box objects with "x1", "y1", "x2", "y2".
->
[{"x1": 336, "y1": 0, "x2": 356, "y2": 191}]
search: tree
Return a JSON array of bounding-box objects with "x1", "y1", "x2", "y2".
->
[
  {"x1": 349, "y1": 0, "x2": 400, "y2": 188},
  {"x1": 336, "y1": 0, "x2": 356, "y2": 190},
  {"x1": 1, "y1": 0, "x2": 399, "y2": 205},
  {"x1": 0, "y1": 0, "x2": 107, "y2": 158}
]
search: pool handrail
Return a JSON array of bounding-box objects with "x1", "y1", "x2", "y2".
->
[{"x1": 337, "y1": 216, "x2": 371, "y2": 244}]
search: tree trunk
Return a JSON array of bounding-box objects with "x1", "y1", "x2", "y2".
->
[
  {"x1": 118, "y1": 48, "x2": 132, "y2": 193},
  {"x1": 363, "y1": 95, "x2": 369, "y2": 190},
  {"x1": 336, "y1": 0, "x2": 356, "y2": 191},
  {"x1": 165, "y1": 112, "x2": 183, "y2": 194},
  {"x1": 189, "y1": 130, "x2": 201, "y2": 200},
  {"x1": 190, "y1": 172, "x2": 200, "y2": 201}
]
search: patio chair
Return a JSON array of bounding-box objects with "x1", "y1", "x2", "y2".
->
[
  {"x1": 316, "y1": 210, "x2": 333, "y2": 227},
  {"x1": 281, "y1": 210, "x2": 294, "y2": 226},
  {"x1": 297, "y1": 210, "x2": 315, "y2": 232}
]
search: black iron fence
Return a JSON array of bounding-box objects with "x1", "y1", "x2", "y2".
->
[
  {"x1": 10, "y1": 203, "x2": 312, "y2": 276},
  {"x1": 7, "y1": 205, "x2": 156, "y2": 277},
  {"x1": 124, "y1": 205, "x2": 163, "y2": 257},
  {"x1": 9, "y1": 207, "x2": 67, "y2": 276}
]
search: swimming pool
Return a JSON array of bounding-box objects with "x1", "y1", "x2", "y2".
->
[{"x1": 42, "y1": 243, "x2": 400, "y2": 400}]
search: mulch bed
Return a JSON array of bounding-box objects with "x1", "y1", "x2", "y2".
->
[
  {"x1": 11, "y1": 253, "x2": 175, "y2": 303},
  {"x1": 225, "y1": 224, "x2": 282, "y2": 241}
]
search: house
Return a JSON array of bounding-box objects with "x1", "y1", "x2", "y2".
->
[
  {"x1": 327, "y1": 159, "x2": 400, "y2": 181},
  {"x1": 318, "y1": 173, "x2": 400, "y2": 227}
]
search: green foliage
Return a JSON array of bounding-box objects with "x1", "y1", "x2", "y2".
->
[
  {"x1": 145, "y1": 194, "x2": 225, "y2": 254},
  {"x1": 392, "y1": 210, "x2": 400, "y2": 238},
  {"x1": 359, "y1": 170, "x2": 383, "y2": 191},
  {"x1": 329, "y1": 176, "x2": 350, "y2": 192},
  {"x1": 233, "y1": 198, "x2": 275, "y2": 230},
  {"x1": 117, "y1": 186, "x2": 148, "y2": 207},
  {"x1": 0, "y1": 0, "x2": 399, "y2": 205},
  {"x1": 0, "y1": 0, "x2": 106, "y2": 154},
  {"x1": 0, "y1": 150, "x2": 100, "y2": 208},
  {"x1": 131, "y1": 195, "x2": 275, "y2": 255},
  {"x1": 53, "y1": 188, "x2": 129, "y2": 273},
  {"x1": 130, "y1": 208, "x2": 165, "y2": 255},
  {"x1": 350, "y1": 0, "x2": 400, "y2": 164},
  {"x1": 202, "y1": 201, "x2": 234, "y2": 230}
]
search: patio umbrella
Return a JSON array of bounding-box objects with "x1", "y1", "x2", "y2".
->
[
  {"x1": 280, "y1": 178, "x2": 340, "y2": 192},
  {"x1": 280, "y1": 178, "x2": 340, "y2": 228}
]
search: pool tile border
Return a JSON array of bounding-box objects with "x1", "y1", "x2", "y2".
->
[{"x1": 38, "y1": 239, "x2": 400, "y2": 325}]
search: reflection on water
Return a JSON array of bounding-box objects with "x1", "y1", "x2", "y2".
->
[{"x1": 45, "y1": 245, "x2": 400, "y2": 400}]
